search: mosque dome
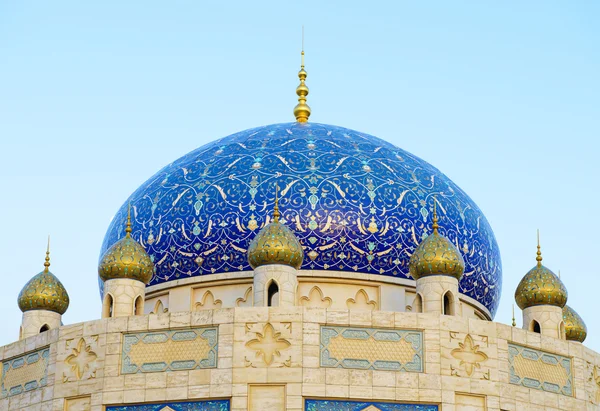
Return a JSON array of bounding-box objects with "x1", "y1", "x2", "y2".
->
[
  {"x1": 409, "y1": 204, "x2": 465, "y2": 281},
  {"x1": 247, "y1": 201, "x2": 303, "y2": 269},
  {"x1": 98, "y1": 206, "x2": 154, "y2": 284},
  {"x1": 563, "y1": 304, "x2": 587, "y2": 343},
  {"x1": 18, "y1": 246, "x2": 69, "y2": 315},
  {"x1": 100, "y1": 122, "x2": 502, "y2": 316},
  {"x1": 515, "y1": 242, "x2": 567, "y2": 310}
]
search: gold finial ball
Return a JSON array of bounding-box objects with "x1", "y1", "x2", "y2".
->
[
  {"x1": 98, "y1": 236, "x2": 154, "y2": 284},
  {"x1": 248, "y1": 220, "x2": 303, "y2": 270},
  {"x1": 409, "y1": 231, "x2": 465, "y2": 281},
  {"x1": 293, "y1": 103, "x2": 311, "y2": 123},
  {"x1": 18, "y1": 270, "x2": 70, "y2": 315},
  {"x1": 514, "y1": 264, "x2": 567, "y2": 310},
  {"x1": 563, "y1": 305, "x2": 587, "y2": 343}
]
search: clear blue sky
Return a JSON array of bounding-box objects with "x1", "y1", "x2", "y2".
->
[{"x1": 1, "y1": 1, "x2": 599, "y2": 348}]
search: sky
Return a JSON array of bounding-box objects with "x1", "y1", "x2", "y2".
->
[{"x1": 1, "y1": 1, "x2": 599, "y2": 349}]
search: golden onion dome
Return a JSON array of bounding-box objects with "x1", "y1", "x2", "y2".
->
[
  {"x1": 248, "y1": 193, "x2": 303, "y2": 269},
  {"x1": 98, "y1": 205, "x2": 154, "y2": 284},
  {"x1": 18, "y1": 239, "x2": 70, "y2": 315},
  {"x1": 514, "y1": 234, "x2": 567, "y2": 310},
  {"x1": 408, "y1": 200, "x2": 465, "y2": 281},
  {"x1": 563, "y1": 304, "x2": 587, "y2": 343}
]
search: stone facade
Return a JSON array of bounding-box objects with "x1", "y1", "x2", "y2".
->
[
  {"x1": 103, "y1": 278, "x2": 145, "y2": 319},
  {"x1": 20, "y1": 311, "x2": 62, "y2": 340},
  {"x1": 2, "y1": 307, "x2": 600, "y2": 411},
  {"x1": 522, "y1": 305, "x2": 565, "y2": 339}
]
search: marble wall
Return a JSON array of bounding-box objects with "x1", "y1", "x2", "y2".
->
[{"x1": 1, "y1": 308, "x2": 599, "y2": 411}]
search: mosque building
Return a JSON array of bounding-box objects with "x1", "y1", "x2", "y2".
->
[{"x1": 1, "y1": 48, "x2": 596, "y2": 411}]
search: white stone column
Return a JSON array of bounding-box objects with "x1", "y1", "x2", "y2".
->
[
  {"x1": 522, "y1": 305, "x2": 565, "y2": 339},
  {"x1": 253, "y1": 264, "x2": 298, "y2": 307},
  {"x1": 416, "y1": 275, "x2": 461, "y2": 316},
  {"x1": 20, "y1": 310, "x2": 62, "y2": 339},
  {"x1": 103, "y1": 278, "x2": 146, "y2": 318}
]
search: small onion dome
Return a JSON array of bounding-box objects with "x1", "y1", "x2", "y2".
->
[
  {"x1": 98, "y1": 205, "x2": 154, "y2": 284},
  {"x1": 563, "y1": 305, "x2": 587, "y2": 343},
  {"x1": 18, "y1": 240, "x2": 69, "y2": 314},
  {"x1": 514, "y1": 237, "x2": 567, "y2": 310},
  {"x1": 248, "y1": 196, "x2": 303, "y2": 269},
  {"x1": 409, "y1": 201, "x2": 465, "y2": 281}
]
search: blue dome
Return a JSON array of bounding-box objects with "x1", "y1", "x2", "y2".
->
[{"x1": 100, "y1": 122, "x2": 502, "y2": 317}]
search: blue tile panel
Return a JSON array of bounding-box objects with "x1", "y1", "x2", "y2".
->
[
  {"x1": 1, "y1": 347, "x2": 49, "y2": 397},
  {"x1": 121, "y1": 327, "x2": 218, "y2": 374},
  {"x1": 100, "y1": 122, "x2": 502, "y2": 317},
  {"x1": 106, "y1": 399, "x2": 230, "y2": 411},
  {"x1": 508, "y1": 343, "x2": 573, "y2": 396},
  {"x1": 305, "y1": 399, "x2": 438, "y2": 410},
  {"x1": 320, "y1": 326, "x2": 423, "y2": 372}
]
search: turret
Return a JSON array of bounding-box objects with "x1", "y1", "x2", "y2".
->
[
  {"x1": 515, "y1": 232, "x2": 567, "y2": 339},
  {"x1": 409, "y1": 198, "x2": 465, "y2": 316},
  {"x1": 18, "y1": 238, "x2": 69, "y2": 339},
  {"x1": 248, "y1": 186, "x2": 303, "y2": 307},
  {"x1": 98, "y1": 204, "x2": 154, "y2": 318}
]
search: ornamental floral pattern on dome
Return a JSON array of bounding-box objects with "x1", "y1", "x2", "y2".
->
[{"x1": 100, "y1": 122, "x2": 502, "y2": 316}]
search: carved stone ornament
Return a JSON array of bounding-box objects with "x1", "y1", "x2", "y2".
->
[
  {"x1": 236, "y1": 287, "x2": 253, "y2": 307},
  {"x1": 63, "y1": 337, "x2": 99, "y2": 382},
  {"x1": 346, "y1": 289, "x2": 377, "y2": 311},
  {"x1": 300, "y1": 286, "x2": 332, "y2": 308},
  {"x1": 245, "y1": 323, "x2": 291, "y2": 367},
  {"x1": 195, "y1": 290, "x2": 222, "y2": 310},
  {"x1": 450, "y1": 334, "x2": 488, "y2": 377}
]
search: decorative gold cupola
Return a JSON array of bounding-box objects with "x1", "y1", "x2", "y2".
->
[
  {"x1": 293, "y1": 30, "x2": 311, "y2": 123},
  {"x1": 563, "y1": 304, "x2": 587, "y2": 343},
  {"x1": 18, "y1": 237, "x2": 69, "y2": 339},
  {"x1": 247, "y1": 185, "x2": 302, "y2": 307},
  {"x1": 248, "y1": 187, "x2": 303, "y2": 270},
  {"x1": 98, "y1": 204, "x2": 154, "y2": 318},
  {"x1": 409, "y1": 199, "x2": 465, "y2": 281},
  {"x1": 409, "y1": 198, "x2": 465, "y2": 317},
  {"x1": 514, "y1": 231, "x2": 567, "y2": 339},
  {"x1": 514, "y1": 232, "x2": 567, "y2": 310},
  {"x1": 98, "y1": 204, "x2": 154, "y2": 284}
]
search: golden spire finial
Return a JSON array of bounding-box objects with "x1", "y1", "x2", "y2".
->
[
  {"x1": 293, "y1": 26, "x2": 311, "y2": 123},
  {"x1": 512, "y1": 304, "x2": 516, "y2": 327},
  {"x1": 432, "y1": 196, "x2": 439, "y2": 233},
  {"x1": 43, "y1": 235, "x2": 51, "y2": 272},
  {"x1": 125, "y1": 203, "x2": 132, "y2": 238},
  {"x1": 273, "y1": 184, "x2": 281, "y2": 223},
  {"x1": 536, "y1": 229, "x2": 542, "y2": 267}
]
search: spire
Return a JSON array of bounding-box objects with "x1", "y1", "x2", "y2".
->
[
  {"x1": 43, "y1": 235, "x2": 51, "y2": 272},
  {"x1": 512, "y1": 304, "x2": 516, "y2": 327},
  {"x1": 273, "y1": 184, "x2": 281, "y2": 223},
  {"x1": 432, "y1": 196, "x2": 439, "y2": 233},
  {"x1": 293, "y1": 27, "x2": 311, "y2": 123},
  {"x1": 125, "y1": 203, "x2": 132, "y2": 238},
  {"x1": 536, "y1": 229, "x2": 542, "y2": 267}
]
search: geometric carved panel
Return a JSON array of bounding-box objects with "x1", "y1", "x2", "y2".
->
[
  {"x1": 1, "y1": 347, "x2": 49, "y2": 397},
  {"x1": 305, "y1": 399, "x2": 438, "y2": 410},
  {"x1": 106, "y1": 400, "x2": 230, "y2": 411},
  {"x1": 508, "y1": 343, "x2": 573, "y2": 396},
  {"x1": 320, "y1": 326, "x2": 423, "y2": 372},
  {"x1": 122, "y1": 327, "x2": 218, "y2": 374}
]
